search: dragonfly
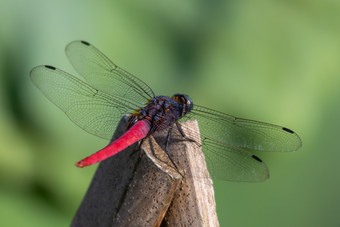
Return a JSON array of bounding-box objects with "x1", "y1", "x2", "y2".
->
[{"x1": 30, "y1": 40, "x2": 302, "y2": 182}]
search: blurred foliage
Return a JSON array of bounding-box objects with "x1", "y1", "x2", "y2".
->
[{"x1": 1, "y1": 0, "x2": 340, "y2": 226}]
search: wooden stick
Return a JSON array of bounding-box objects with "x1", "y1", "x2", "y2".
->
[{"x1": 72, "y1": 116, "x2": 219, "y2": 227}]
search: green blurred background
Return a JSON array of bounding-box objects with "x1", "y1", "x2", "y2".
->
[{"x1": 1, "y1": 0, "x2": 340, "y2": 226}]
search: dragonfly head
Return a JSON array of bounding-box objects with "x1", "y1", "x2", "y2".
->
[{"x1": 171, "y1": 94, "x2": 193, "y2": 117}]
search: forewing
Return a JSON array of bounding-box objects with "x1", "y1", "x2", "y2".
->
[
  {"x1": 30, "y1": 65, "x2": 136, "y2": 139},
  {"x1": 65, "y1": 40, "x2": 154, "y2": 106},
  {"x1": 182, "y1": 105, "x2": 302, "y2": 152}
]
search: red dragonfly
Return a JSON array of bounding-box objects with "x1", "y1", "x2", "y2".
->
[{"x1": 30, "y1": 41, "x2": 302, "y2": 182}]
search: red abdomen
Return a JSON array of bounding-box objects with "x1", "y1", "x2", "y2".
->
[{"x1": 76, "y1": 119, "x2": 151, "y2": 167}]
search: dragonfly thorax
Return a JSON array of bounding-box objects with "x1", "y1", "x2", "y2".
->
[{"x1": 130, "y1": 95, "x2": 193, "y2": 133}]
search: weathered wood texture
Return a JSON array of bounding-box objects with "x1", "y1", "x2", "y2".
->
[{"x1": 72, "y1": 116, "x2": 219, "y2": 227}]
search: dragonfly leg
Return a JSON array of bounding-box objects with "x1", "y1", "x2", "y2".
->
[
  {"x1": 165, "y1": 126, "x2": 172, "y2": 152},
  {"x1": 175, "y1": 122, "x2": 186, "y2": 138},
  {"x1": 175, "y1": 122, "x2": 196, "y2": 143},
  {"x1": 148, "y1": 137, "x2": 157, "y2": 160},
  {"x1": 148, "y1": 129, "x2": 184, "y2": 179},
  {"x1": 164, "y1": 128, "x2": 185, "y2": 179}
]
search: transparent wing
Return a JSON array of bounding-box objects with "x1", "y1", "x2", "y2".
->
[
  {"x1": 168, "y1": 122, "x2": 270, "y2": 182},
  {"x1": 152, "y1": 121, "x2": 269, "y2": 182},
  {"x1": 30, "y1": 65, "x2": 137, "y2": 140},
  {"x1": 181, "y1": 105, "x2": 302, "y2": 152},
  {"x1": 65, "y1": 40, "x2": 154, "y2": 106},
  {"x1": 201, "y1": 138, "x2": 269, "y2": 182}
]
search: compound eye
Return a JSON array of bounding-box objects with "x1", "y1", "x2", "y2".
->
[
  {"x1": 171, "y1": 94, "x2": 185, "y2": 103},
  {"x1": 184, "y1": 95, "x2": 193, "y2": 113},
  {"x1": 172, "y1": 94, "x2": 193, "y2": 114}
]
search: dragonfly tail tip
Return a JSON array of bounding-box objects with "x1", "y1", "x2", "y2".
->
[{"x1": 75, "y1": 160, "x2": 86, "y2": 168}]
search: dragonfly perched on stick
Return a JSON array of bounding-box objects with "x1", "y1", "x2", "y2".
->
[{"x1": 30, "y1": 40, "x2": 302, "y2": 182}]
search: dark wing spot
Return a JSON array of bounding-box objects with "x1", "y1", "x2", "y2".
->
[
  {"x1": 81, "y1": 41, "x2": 90, "y2": 46},
  {"x1": 45, "y1": 65, "x2": 56, "y2": 70},
  {"x1": 282, "y1": 127, "x2": 294, "y2": 134},
  {"x1": 252, "y1": 155, "x2": 262, "y2": 163}
]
